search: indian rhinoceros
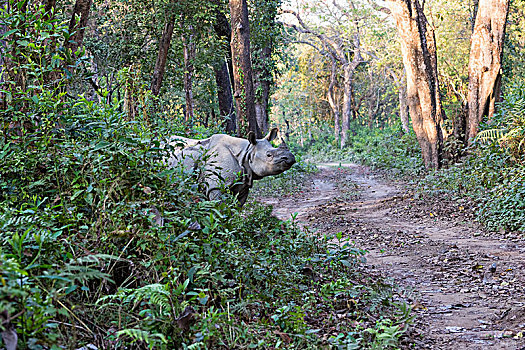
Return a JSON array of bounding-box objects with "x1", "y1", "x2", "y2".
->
[{"x1": 165, "y1": 128, "x2": 296, "y2": 205}]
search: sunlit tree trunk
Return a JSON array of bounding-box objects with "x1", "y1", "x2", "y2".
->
[
  {"x1": 340, "y1": 64, "x2": 353, "y2": 148},
  {"x1": 283, "y1": 8, "x2": 363, "y2": 148},
  {"x1": 151, "y1": 12, "x2": 175, "y2": 96},
  {"x1": 465, "y1": 0, "x2": 510, "y2": 143},
  {"x1": 386, "y1": 0, "x2": 445, "y2": 169},
  {"x1": 229, "y1": 0, "x2": 260, "y2": 137},
  {"x1": 399, "y1": 83, "x2": 410, "y2": 134},
  {"x1": 327, "y1": 57, "x2": 341, "y2": 143},
  {"x1": 388, "y1": 69, "x2": 411, "y2": 134}
]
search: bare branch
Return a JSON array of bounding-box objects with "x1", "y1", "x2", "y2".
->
[
  {"x1": 280, "y1": 8, "x2": 345, "y2": 62},
  {"x1": 290, "y1": 40, "x2": 326, "y2": 55},
  {"x1": 367, "y1": 0, "x2": 391, "y2": 14}
]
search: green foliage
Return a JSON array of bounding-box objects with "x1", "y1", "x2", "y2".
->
[
  {"x1": 422, "y1": 82, "x2": 525, "y2": 233},
  {"x1": 300, "y1": 121, "x2": 424, "y2": 177},
  {"x1": 1, "y1": 92, "x2": 413, "y2": 347},
  {"x1": 0, "y1": 83, "x2": 412, "y2": 349},
  {"x1": 0, "y1": 0, "x2": 72, "y2": 132},
  {"x1": 0, "y1": 2, "x2": 414, "y2": 348},
  {"x1": 503, "y1": 0, "x2": 525, "y2": 85}
]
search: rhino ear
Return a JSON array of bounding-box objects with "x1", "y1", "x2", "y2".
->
[
  {"x1": 247, "y1": 131, "x2": 257, "y2": 145},
  {"x1": 265, "y1": 128, "x2": 278, "y2": 142}
]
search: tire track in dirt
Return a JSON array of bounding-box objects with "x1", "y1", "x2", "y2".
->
[{"x1": 259, "y1": 163, "x2": 525, "y2": 349}]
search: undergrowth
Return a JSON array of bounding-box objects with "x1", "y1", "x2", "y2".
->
[
  {"x1": 0, "y1": 98, "x2": 412, "y2": 349},
  {"x1": 0, "y1": 4, "x2": 413, "y2": 346},
  {"x1": 302, "y1": 122, "x2": 425, "y2": 178},
  {"x1": 0, "y1": 107, "x2": 413, "y2": 348},
  {"x1": 421, "y1": 83, "x2": 525, "y2": 233}
]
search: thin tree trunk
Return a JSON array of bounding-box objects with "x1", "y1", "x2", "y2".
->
[
  {"x1": 151, "y1": 12, "x2": 175, "y2": 96},
  {"x1": 465, "y1": 0, "x2": 510, "y2": 143},
  {"x1": 340, "y1": 64, "x2": 353, "y2": 148},
  {"x1": 215, "y1": 59, "x2": 236, "y2": 133},
  {"x1": 399, "y1": 83, "x2": 410, "y2": 133},
  {"x1": 386, "y1": 0, "x2": 445, "y2": 169},
  {"x1": 254, "y1": 46, "x2": 271, "y2": 135},
  {"x1": 387, "y1": 66, "x2": 410, "y2": 133},
  {"x1": 327, "y1": 57, "x2": 341, "y2": 142},
  {"x1": 65, "y1": 0, "x2": 93, "y2": 57},
  {"x1": 284, "y1": 116, "x2": 290, "y2": 142},
  {"x1": 229, "y1": 0, "x2": 260, "y2": 137},
  {"x1": 182, "y1": 26, "x2": 196, "y2": 122},
  {"x1": 213, "y1": 3, "x2": 236, "y2": 133},
  {"x1": 367, "y1": 90, "x2": 377, "y2": 129}
]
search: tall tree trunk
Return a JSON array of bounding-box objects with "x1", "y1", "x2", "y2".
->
[
  {"x1": 250, "y1": 0, "x2": 280, "y2": 136},
  {"x1": 367, "y1": 89, "x2": 379, "y2": 129},
  {"x1": 213, "y1": 2, "x2": 236, "y2": 133},
  {"x1": 182, "y1": 26, "x2": 196, "y2": 122},
  {"x1": 65, "y1": 0, "x2": 93, "y2": 57},
  {"x1": 215, "y1": 59, "x2": 236, "y2": 133},
  {"x1": 124, "y1": 65, "x2": 139, "y2": 119},
  {"x1": 465, "y1": 0, "x2": 510, "y2": 143},
  {"x1": 340, "y1": 64, "x2": 353, "y2": 148},
  {"x1": 387, "y1": 63, "x2": 411, "y2": 133},
  {"x1": 327, "y1": 57, "x2": 341, "y2": 142},
  {"x1": 254, "y1": 46, "x2": 271, "y2": 135},
  {"x1": 229, "y1": 0, "x2": 260, "y2": 137},
  {"x1": 386, "y1": 0, "x2": 445, "y2": 169},
  {"x1": 151, "y1": 12, "x2": 175, "y2": 96}
]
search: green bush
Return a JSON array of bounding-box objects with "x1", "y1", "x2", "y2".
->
[
  {"x1": 421, "y1": 82, "x2": 525, "y2": 233},
  {"x1": 0, "y1": 97, "x2": 412, "y2": 348}
]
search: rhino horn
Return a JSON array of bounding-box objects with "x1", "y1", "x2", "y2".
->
[{"x1": 265, "y1": 128, "x2": 279, "y2": 142}]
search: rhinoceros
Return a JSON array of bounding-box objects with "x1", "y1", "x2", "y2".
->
[{"x1": 165, "y1": 128, "x2": 295, "y2": 205}]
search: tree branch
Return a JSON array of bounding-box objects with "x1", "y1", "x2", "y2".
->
[
  {"x1": 280, "y1": 9, "x2": 345, "y2": 62},
  {"x1": 367, "y1": 0, "x2": 391, "y2": 14}
]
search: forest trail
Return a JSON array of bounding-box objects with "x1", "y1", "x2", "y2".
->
[{"x1": 259, "y1": 163, "x2": 525, "y2": 349}]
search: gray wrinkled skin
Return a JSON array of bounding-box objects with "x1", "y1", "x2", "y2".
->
[{"x1": 165, "y1": 128, "x2": 296, "y2": 205}]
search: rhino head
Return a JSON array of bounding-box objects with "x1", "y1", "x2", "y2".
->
[{"x1": 247, "y1": 128, "x2": 296, "y2": 178}]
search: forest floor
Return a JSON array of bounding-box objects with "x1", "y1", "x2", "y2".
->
[{"x1": 257, "y1": 163, "x2": 525, "y2": 349}]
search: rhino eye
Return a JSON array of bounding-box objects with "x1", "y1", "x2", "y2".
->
[{"x1": 266, "y1": 152, "x2": 272, "y2": 158}]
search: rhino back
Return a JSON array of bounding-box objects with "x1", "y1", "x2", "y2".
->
[{"x1": 165, "y1": 137, "x2": 210, "y2": 169}]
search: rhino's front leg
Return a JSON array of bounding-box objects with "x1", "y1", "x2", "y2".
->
[{"x1": 235, "y1": 186, "x2": 250, "y2": 206}]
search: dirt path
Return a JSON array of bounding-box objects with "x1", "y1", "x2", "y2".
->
[{"x1": 259, "y1": 163, "x2": 525, "y2": 349}]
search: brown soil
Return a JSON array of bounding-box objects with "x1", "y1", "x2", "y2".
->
[{"x1": 258, "y1": 163, "x2": 525, "y2": 349}]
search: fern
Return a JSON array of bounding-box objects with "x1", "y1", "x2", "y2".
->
[
  {"x1": 476, "y1": 128, "x2": 507, "y2": 143},
  {"x1": 116, "y1": 328, "x2": 167, "y2": 348},
  {"x1": 97, "y1": 283, "x2": 174, "y2": 316}
]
